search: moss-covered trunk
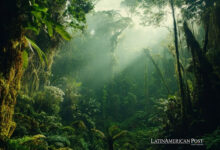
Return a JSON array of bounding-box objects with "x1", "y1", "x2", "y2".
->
[
  {"x1": 183, "y1": 21, "x2": 220, "y2": 128},
  {"x1": 0, "y1": 38, "x2": 24, "y2": 143}
]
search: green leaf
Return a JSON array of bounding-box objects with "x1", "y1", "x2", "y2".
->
[
  {"x1": 22, "y1": 50, "x2": 29, "y2": 69},
  {"x1": 25, "y1": 36, "x2": 48, "y2": 66},
  {"x1": 31, "y1": 10, "x2": 42, "y2": 19},
  {"x1": 46, "y1": 21, "x2": 53, "y2": 37},
  {"x1": 25, "y1": 24, "x2": 40, "y2": 35},
  {"x1": 34, "y1": 6, "x2": 48, "y2": 13},
  {"x1": 33, "y1": 2, "x2": 48, "y2": 13},
  {"x1": 55, "y1": 24, "x2": 71, "y2": 40}
]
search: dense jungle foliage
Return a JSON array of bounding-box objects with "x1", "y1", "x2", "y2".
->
[{"x1": 0, "y1": 0, "x2": 220, "y2": 150}]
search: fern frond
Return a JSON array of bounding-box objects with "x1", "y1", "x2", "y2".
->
[
  {"x1": 91, "y1": 128, "x2": 106, "y2": 139},
  {"x1": 112, "y1": 130, "x2": 128, "y2": 141}
]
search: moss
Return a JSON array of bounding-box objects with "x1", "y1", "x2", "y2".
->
[
  {"x1": 8, "y1": 134, "x2": 48, "y2": 150},
  {"x1": 0, "y1": 41, "x2": 24, "y2": 139}
]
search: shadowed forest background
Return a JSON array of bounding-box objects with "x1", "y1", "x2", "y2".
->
[{"x1": 0, "y1": 0, "x2": 220, "y2": 150}]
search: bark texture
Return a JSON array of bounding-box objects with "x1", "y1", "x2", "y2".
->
[{"x1": 0, "y1": 37, "x2": 24, "y2": 142}]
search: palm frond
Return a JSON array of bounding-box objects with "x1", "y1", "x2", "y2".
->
[{"x1": 25, "y1": 36, "x2": 48, "y2": 66}]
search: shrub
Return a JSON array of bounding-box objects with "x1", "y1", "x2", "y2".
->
[{"x1": 34, "y1": 86, "x2": 65, "y2": 115}]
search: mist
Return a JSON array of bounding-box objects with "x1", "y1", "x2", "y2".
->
[{"x1": 53, "y1": 0, "x2": 173, "y2": 89}]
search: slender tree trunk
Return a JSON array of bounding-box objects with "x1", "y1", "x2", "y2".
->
[
  {"x1": 169, "y1": 0, "x2": 187, "y2": 120},
  {"x1": 144, "y1": 62, "x2": 149, "y2": 100},
  {"x1": 144, "y1": 49, "x2": 170, "y2": 95}
]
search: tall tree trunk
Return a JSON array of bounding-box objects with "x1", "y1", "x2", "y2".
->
[
  {"x1": 169, "y1": 0, "x2": 187, "y2": 121},
  {"x1": 0, "y1": 1, "x2": 25, "y2": 144},
  {"x1": 0, "y1": 37, "x2": 25, "y2": 143}
]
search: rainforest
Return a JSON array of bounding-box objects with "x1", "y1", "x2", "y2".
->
[{"x1": 0, "y1": 0, "x2": 220, "y2": 150}]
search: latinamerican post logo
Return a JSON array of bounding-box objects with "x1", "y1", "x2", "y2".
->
[{"x1": 151, "y1": 138, "x2": 204, "y2": 145}]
